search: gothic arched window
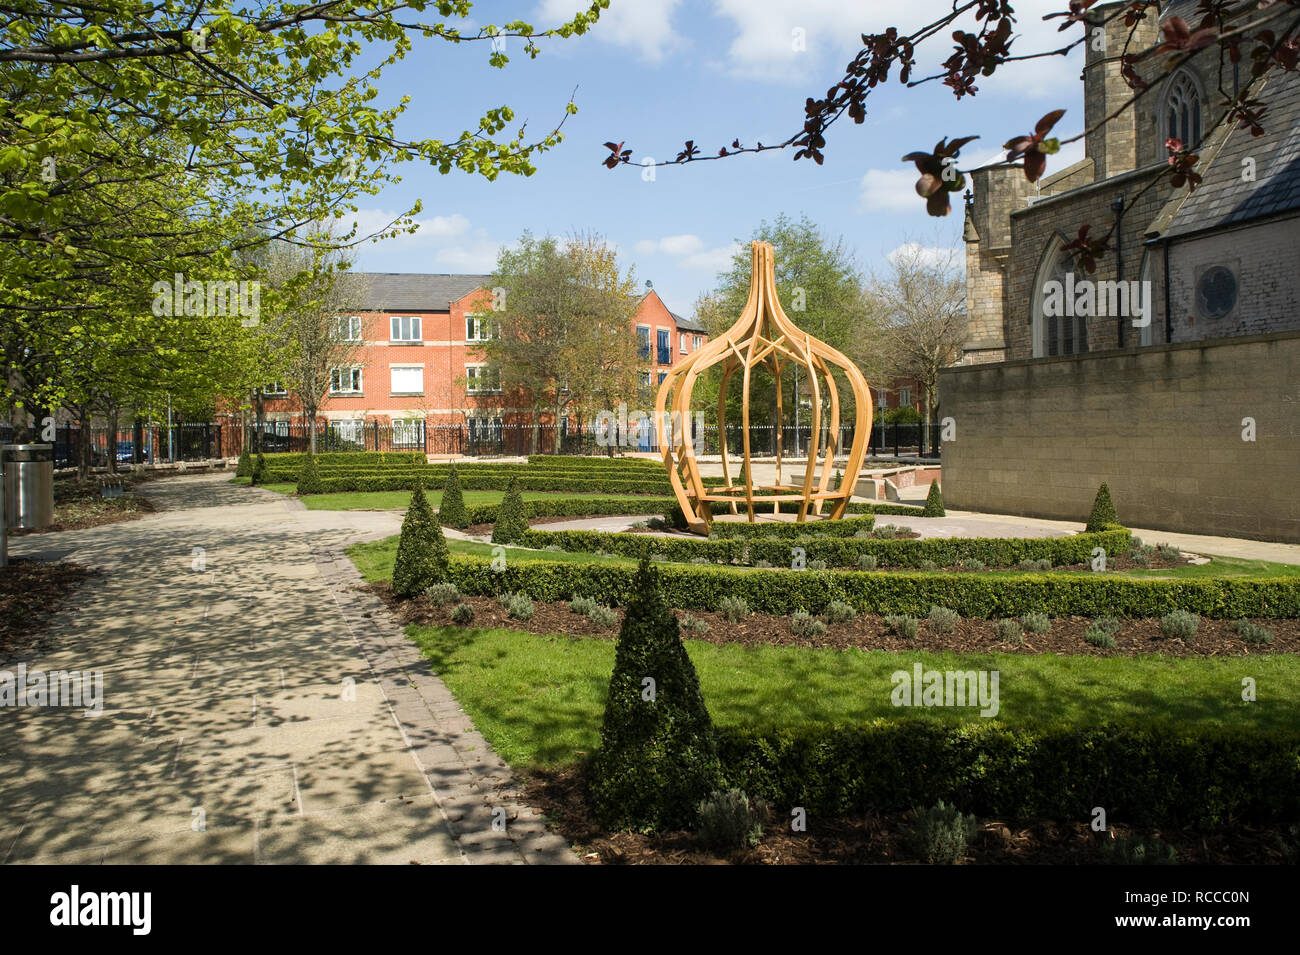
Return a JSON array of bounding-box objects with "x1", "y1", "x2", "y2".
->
[
  {"x1": 1164, "y1": 69, "x2": 1203, "y2": 147},
  {"x1": 1031, "y1": 240, "x2": 1090, "y2": 358}
]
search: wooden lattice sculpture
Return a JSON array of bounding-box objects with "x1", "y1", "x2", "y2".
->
[{"x1": 655, "y1": 241, "x2": 873, "y2": 534}]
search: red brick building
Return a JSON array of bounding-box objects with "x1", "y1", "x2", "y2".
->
[{"x1": 251, "y1": 274, "x2": 707, "y2": 451}]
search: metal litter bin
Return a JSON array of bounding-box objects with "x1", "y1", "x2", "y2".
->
[{"x1": 3, "y1": 444, "x2": 55, "y2": 530}]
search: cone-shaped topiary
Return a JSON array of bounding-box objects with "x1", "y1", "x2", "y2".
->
[
  {"x1": 439, "y1": 464, "x2": 469, "y2": 529},
  {"x1": 923, "y1": 480, "x2": 945, "y2": 517},
  {"x1": 1086, "y1": 482, "x2": 1118, "y2": 532},
  {"x1": 235, "y1": 446, "x2": 251, "y2": 477},
  {"x1": 833, "y1": 469, "x2": 844, "y2": 491},
  {"x1": 296, "y1": 453, "x2": 323, "y2": 495},
  {"x1": 250, "y1": 452, "x2": 267, "y2": 485},
  {"x1": 392, "y1": 482, "x2": 450, "y2": 597},
  {"x1": 589, "y1": 558, "x2": 722, "y2": 832},
  {"x1": 491, "y1": 475, "x2": 528, "y2": 544}
]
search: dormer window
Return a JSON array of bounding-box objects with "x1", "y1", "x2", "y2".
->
[{"x1": 1164, "y1": 69, "x2": 1203, "y2": 147}]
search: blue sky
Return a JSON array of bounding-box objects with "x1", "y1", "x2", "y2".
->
[{"x1": 345, "y1": 0, "x2": 1087, "y2": 316}]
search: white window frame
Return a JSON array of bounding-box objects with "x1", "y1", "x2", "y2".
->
[
  {"x1": 389, "y1": 365, "x2": 424, "y2": 396},
  {"x1": 466, "y1": 313, "x2": 492, "y2": 341},
  {"x1": 261, "y1": 381, "x2": 286, "y2": 396},
  {"x1": 330, "y1": 366, "x2": 363, "y2": 394},
  {"x1": 680, "y1": 333, "x2": 688, "y2": 354},
  {"x1": 389, "y1": 315, "x2": 422, "y2": 342},
  {"x1": 636, "y1": 324, "x2": 651, "y2": 359},
  {"x1": 391, "y1": 417, "x2": 423, "y2": 448},
  {"x1": 334, "y1": 315, "x2": 363, "y2": 341},
  {"x1": 899, "y1": 386, "x2": 913, "y2": 408},
  {"x1": 693, "y1": 335, "x2": 702, "y2": 351},
  {"x1": 466, "y1": 363, "x2": 502, "y2": 394}
]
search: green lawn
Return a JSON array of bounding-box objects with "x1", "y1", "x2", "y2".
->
[
  {"x1": 232, "y1": 480, "x2": 656, "y2": 512},
  {"x1": 409, "y1": 623, "x2": 1300, "y2": 767}
]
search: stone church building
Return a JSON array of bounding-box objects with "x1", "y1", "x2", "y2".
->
[{"x1": 944, "y1": 0, "x2": 1300, "y2": 541}]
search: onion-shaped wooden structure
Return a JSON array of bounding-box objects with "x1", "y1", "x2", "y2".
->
[{"x1": 655, "y1": 241, "x2": 873, "y2": 535}]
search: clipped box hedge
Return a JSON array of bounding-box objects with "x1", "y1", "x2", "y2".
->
[
  {"x1": 460, "y1": 497, "x2": 678, "y2": 525},
  {"x1": 705, "y1": 514, "x2": 877, "y2": 540},
  {"x1": 519, "y1": 525, "x2": 1132, "y2": 569},
  {"x1": 716, "y1": 721, "x2": 1300, "y2": 827},
  {"x1": 260, "y1": 451, "x2": 424, "y2": 466},
  {"x1": 443, "y1": 555, "x2": 1300, "y2": 619}
]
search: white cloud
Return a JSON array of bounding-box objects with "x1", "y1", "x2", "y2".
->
[
  {"x1": 343, "y1": 208, "x2": 506, "y2": 272},
  {"x1": 710, "y1": 0, "x2": 1084, "y2": 95},
  {"x1": 343, "y1": 209, "x2": 471, "y2": 246},
  {"x1": 537, "y1": 0, "x2": 683, "y2": 63},
  {"x1": 635, "y1": 234, "x2": 739, "y2": 272},
  {"x1": 887, "y1": 242, "x2": 961, "y2": 268},
  {"x1": 858, "y1": 168, "x2": 919, "y2": 213}
]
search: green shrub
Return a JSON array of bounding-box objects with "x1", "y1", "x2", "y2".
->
[
  {"x1": 250, "y1": 452, "x2": 267, "y2": 485},
  {"x1": 235, "y1": 447, "x2": 251, "y2": 477},
  {"x1": 424, "y1": 582, "x2": 460, "y2": 606},
  {"x1": 1021, "y1": 611, "x2": 1051, "y2": 634},
  {"x1": 833, "y1": 470, "x2": 843, "y2": 491},
  {"x1": 922, "y1": 481, "x2": 945, "y2": 518},
  {"x1": 716, "y1": 722, "x2": 1300, "y2": 827},
  {"x1": 919, "y1": 559, "x2": 939, "y2": 572},
  {"x1": 1159, "y1": 609, "x2": 1200, "y2": 640},
  {"x1": 443, "y1": 555, "x2": 1300, "y2": 619},
  {"x1": 1098, "y1": 836, "x2": 1177, "y2": 865},
  {"x1": 927, "y1": 605, "x2": 960, "y2": 634},
  {"x1": 438, "y1": 465, "x2": 470, "y2": 528},
  {"x1": 719, "y1": 595, "x2": 750, "y2": 623},
  {"x1": 1156, "y1": 543, "x2": 1182, "y2": 560},
  {"x1": 1234, "y1": 620, "x2": 1275, "y2": 645},
  {"x1": 994, "y1": 618, "x2": 1023, "y2": 642},
  {"x1": 754, "y1": 559, "x2": 773, "y2": 569},
  {"x1": 696, "y1": 789, "x2": 766, "y2": 851},
  {"x1": 491, "y1": 476, "x2": 529, "y2": 544},
  {"x1": 825, "y1": 600, "x2": 857, "y2": 624},
  {"x1": 588, "y1": 604, "x2": 619, "y2": 629},
  {"x1": 569, "y1": 595, "x2": 598, "y2": 615},
  {"x1": 450, "y1": 603, "x2": 475, "y2": 625},
  {"x1": 791, "y1": 610, "x2": 826, "y2": 639},
  {"x1": 959, "y1": 558, "x2": 985, "y2": 572},
  {"x1": 807, "y1": 559, "x2": 828, "y2": 571},
  {"x1": 1093, "y1": 616, "x2": 1122, "y2": 635},
  {"x1": 392, "y1": 484, "x2": 450, "y2": 597},
  {"x1": 664, "y1": 500, "x2": 688, "y2": 531},
  {"x1": 1084, "y1": 622, "x2": 1117, "y2": 648},
  {"x1": 1033, "y1": 558, "x2": 1052, "y2": 571},
  {"x1": 589, "y1": 560, "x2": 723, "y2": 831},
  {"x1": 884, "y1": 614, "x2": 919, "y2": 638},
  {"x1": 293, "y1": 453, "x2": 322, "y2": 495},
  {"x1": 680, "y1": 613, "x2": 711, "y2": 635},
  {"x1": 857, "y1": 554, "x2": 878, "y2": 571},
  {"x1": 504, "y1": 592, "x2": 534, "y2": 620},
  {"x1": 1086, "y1": 483, "x2": 1118, "y2": 533},
  {"x1": 910, "y1": 801, "x2": 976, "y2": 864},
  {"x1": 873, "y1": 524, "x2": 898, "y2": 539}
]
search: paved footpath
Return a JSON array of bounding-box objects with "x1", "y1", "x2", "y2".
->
[{"x1": 1, "y1": 473, "x2": 578, "y2": 865}]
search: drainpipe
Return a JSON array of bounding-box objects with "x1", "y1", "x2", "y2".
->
[{"x1": 1111, "y1": 195, "x2": 1125, "y2": 349}]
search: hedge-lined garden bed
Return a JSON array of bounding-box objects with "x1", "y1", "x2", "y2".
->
[
  {"x1": 520, "y1": 526, "x2": 1133, "y2": 569},
  {"x1": 442, "y1": 555, "x2": 1300, "y2": 618},
  {"x1": 718, "y1": 721, "x2": 1300, "y2": 827}
]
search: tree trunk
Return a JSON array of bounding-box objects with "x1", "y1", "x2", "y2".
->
[
  {"x1": 106, "y1": 405, "x2": 119, "y2": 474},
  {"x1": 304, "y1": 399, "x2": 317, "y2": 454},
  {"x1": 75, "y1": 404, "x2": 92, "y2": 482},
  {"x1": 253, "y1": 393, "x2": 265, "y2": 452},
  {"x1": 531, "y1": 410, "x2": 540, "y2": 456}
]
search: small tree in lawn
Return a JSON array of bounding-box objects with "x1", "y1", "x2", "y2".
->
[
  {"x1": 491, "y1": 475, "x2": 528, "y2": 544},
  {"x1": 251, "y1": 452, "x2": 267, "y2": 485},
  {"x1": 392, "y1": 481, "x2": 450, "y2": 597},
  {"x1": 589, "y1": 558, "x2": 722, "y2": 832},
  {"x1": 439, "y1": 464, "x2": 469, "y2": 529},
  {"x1": 923, "y1": 480, "x2": 945, "y2": 517},
  {"x1": 1086, "y1": 483, "x2": 1118, "y2": 532},
  {"x1": 235, "y1": 446, "x2": 251, "y2": 477},
  {"x1": 296, "y1": 453, "x2": 323, "y2": 495}
]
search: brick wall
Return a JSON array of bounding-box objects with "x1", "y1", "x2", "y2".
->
[{"x1": 939, "y1": 329, "x2": 1300, "y2": 542}]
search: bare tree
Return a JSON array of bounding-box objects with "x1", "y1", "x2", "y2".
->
[
  {"x1": 861, "y1": 240, "x2": 967, "y2": 447},
  {"x1": 264, "y1": 239, "x2": 365, "y2": 454}
]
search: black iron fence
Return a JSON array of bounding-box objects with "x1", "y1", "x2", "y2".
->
[{"x1": 0, "y1": 422, "x2": 227, "y2": 469}]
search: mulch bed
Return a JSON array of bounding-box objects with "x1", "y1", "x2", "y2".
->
[
  {"x1": 0, "y1": 558, "x2": 98, "y2": 659},
  {"x1": 521, "y1": 766, "x2": 1298, "y2": 865},
  {"x1": 9, "y1": 478, "x2": 156, "y2": 535},
  {"x1": 372, "y1": 586, "x2": 1298, "y2": 657}
]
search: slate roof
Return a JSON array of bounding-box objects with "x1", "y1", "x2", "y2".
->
[
  {"x1": 671, "y1": 310, "x2": 707, "y2": 333},
  {"x1": 339, "y1": 272, "x2": 489, "y2": 311},
  {"x1": 1151, "y1": 68, "x2": 1300, "y2": 240}
]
